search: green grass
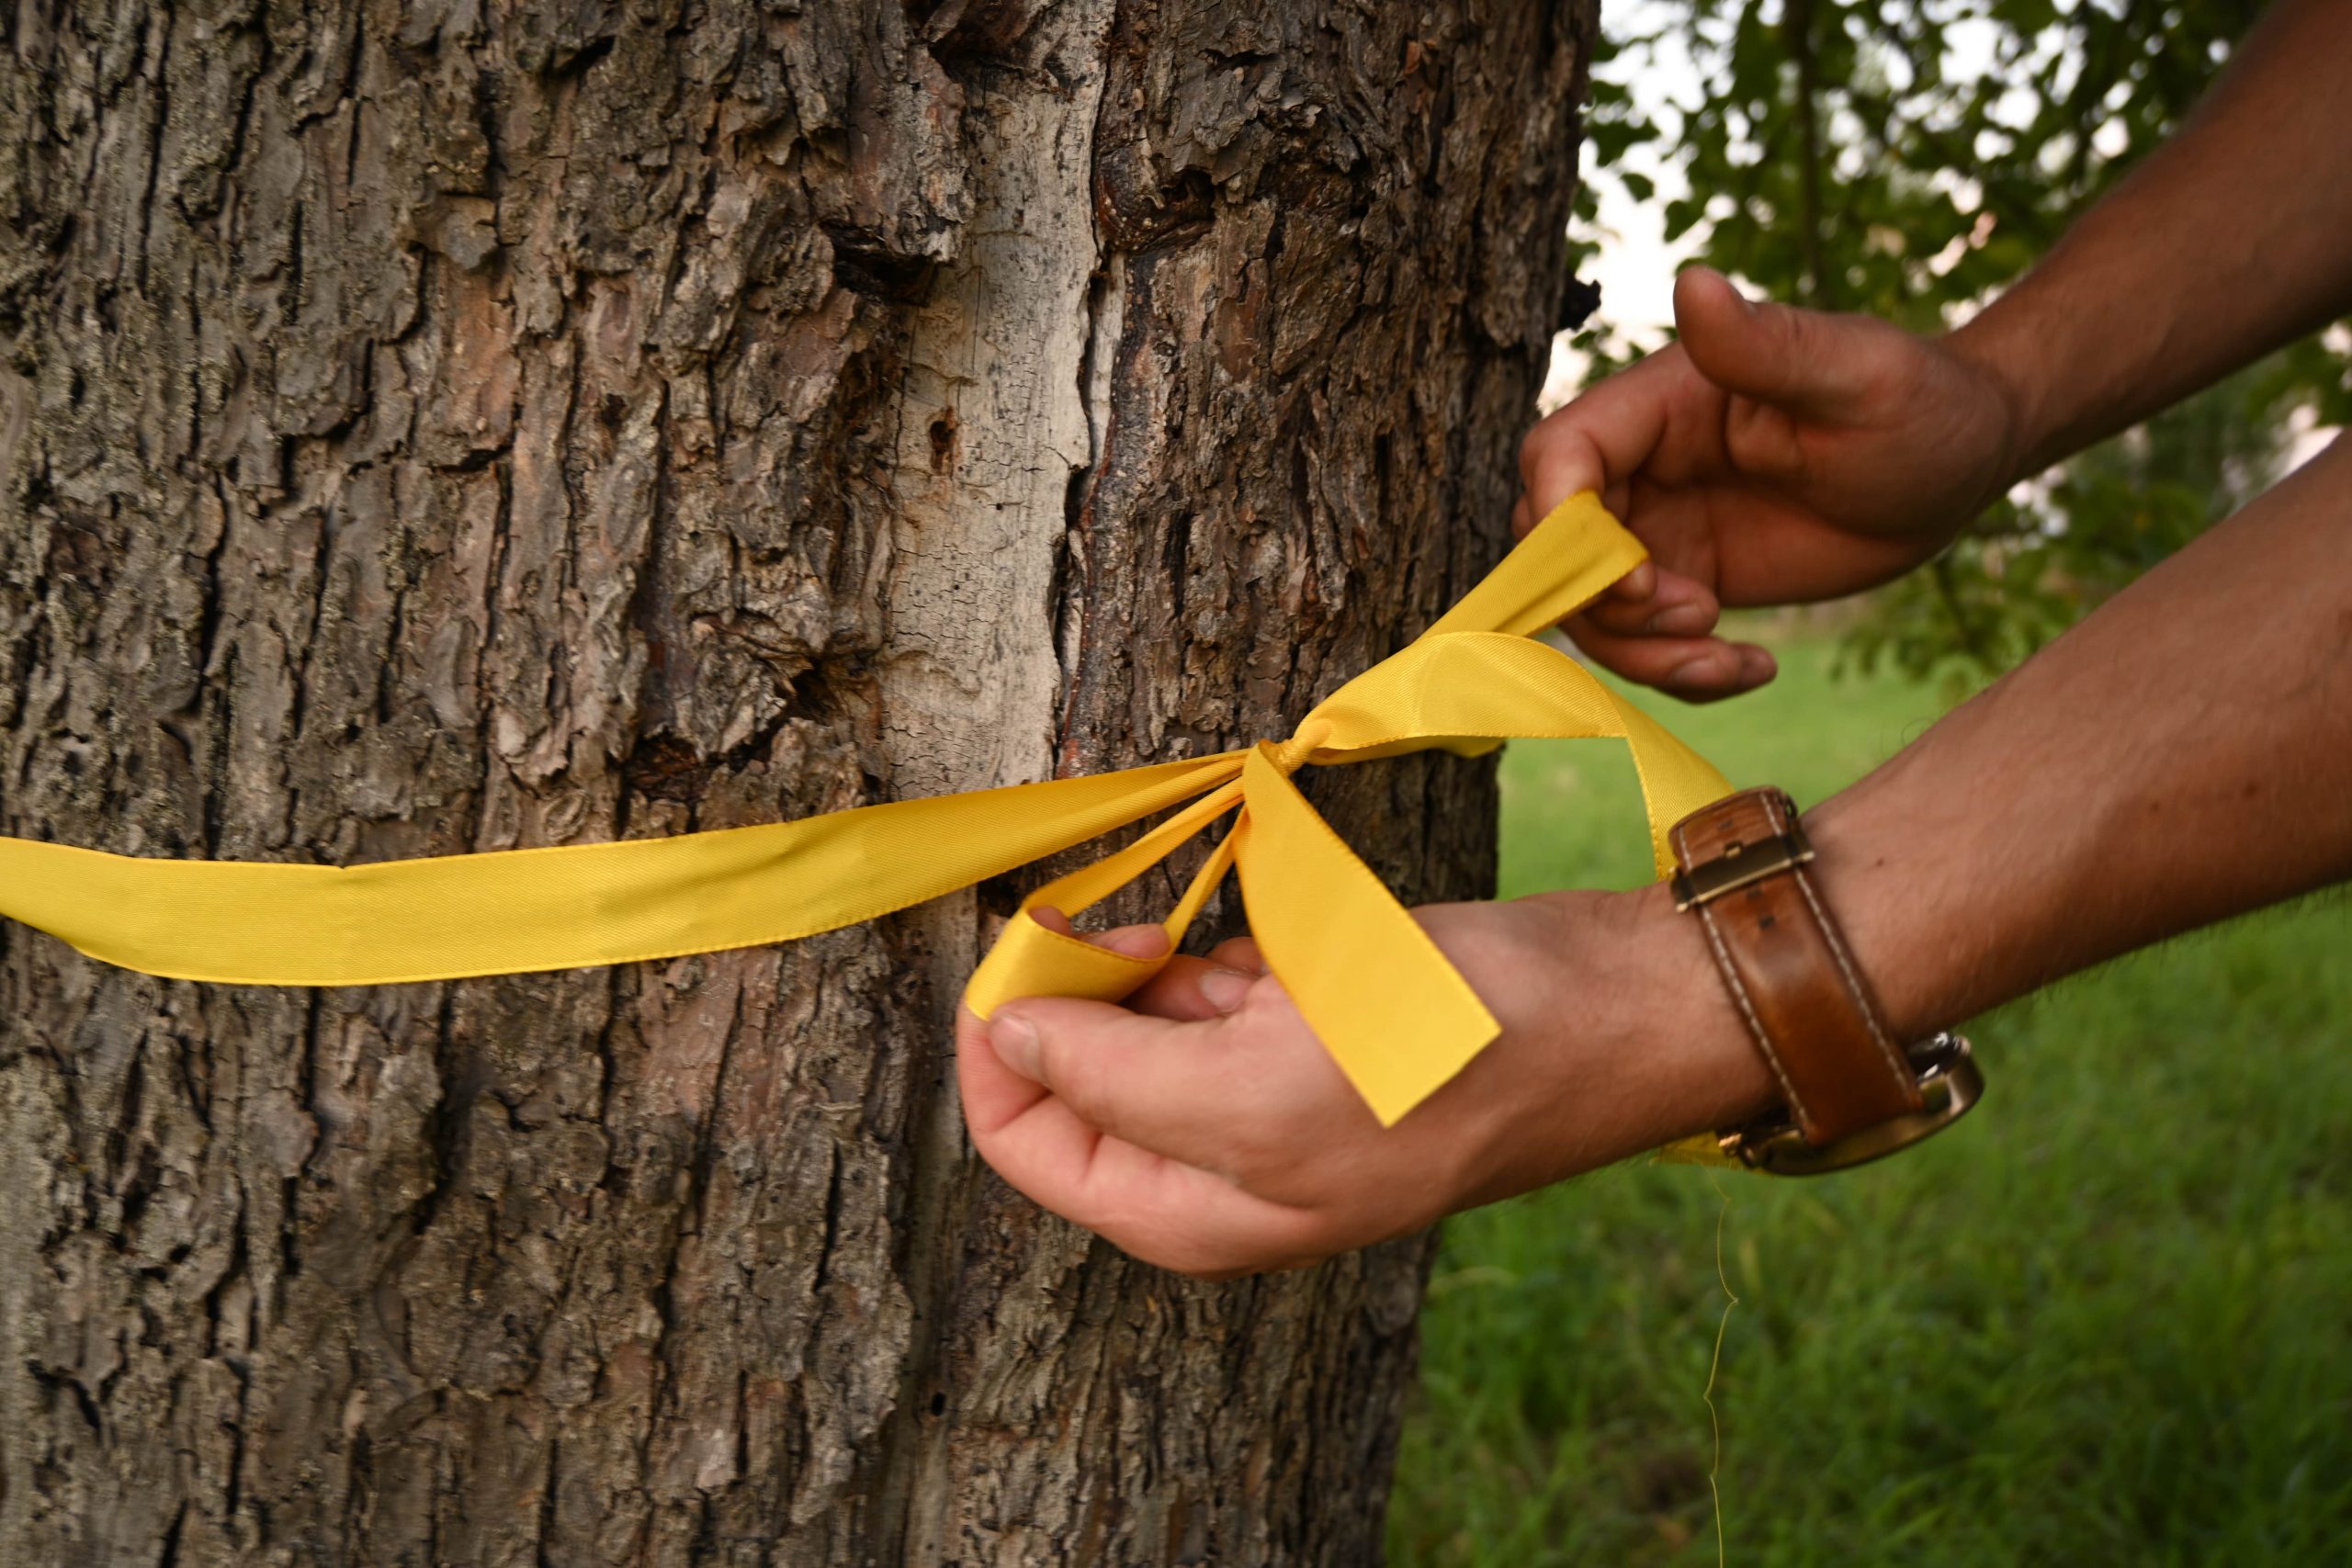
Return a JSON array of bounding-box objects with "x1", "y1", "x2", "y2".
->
[{"x1": 1389, "y1": 637, "x2": 2352, "y2": 1566}]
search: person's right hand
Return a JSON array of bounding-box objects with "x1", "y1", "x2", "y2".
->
[{"x1": 1514, "y1": 267, "x2": 2030, "y2": 699}]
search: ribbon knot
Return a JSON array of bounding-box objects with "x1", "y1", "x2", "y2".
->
[
  {"x1": 1265, "y1": 722, "x2": 1329, "y2": 777},
  {"x1": 0, "y1": 495, "x2": 1733, "y2": 1128}
]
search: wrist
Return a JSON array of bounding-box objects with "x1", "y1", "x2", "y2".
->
[
  {"x1": 1534, "y1": 883, "x2": 1779, "y2": 1153},
  {"x1": 1453, "y1": 886, "x2": 1774, "y2": 1207},
  {"x1": 1796, "y1": 771, "x2": 1978, "y2": 1046},
  {"x1": 1942, "y1": 303, "x2": 2054, "y2": 495},
  {"x1": 1627, "y1": 880, "x2": 1784, "y2": 1135},
  {"x1": 1656, "y1": 785, "x2": 1994, "y2": 1170}
]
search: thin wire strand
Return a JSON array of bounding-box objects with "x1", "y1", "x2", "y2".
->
[{"x1": 1702, "y1": 1171, "x2": 1739, "y2": 1568}]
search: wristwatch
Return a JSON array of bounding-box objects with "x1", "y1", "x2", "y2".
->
[{"x1": 1669, "y1": 786, "x2": 1983, "y2": 1176}]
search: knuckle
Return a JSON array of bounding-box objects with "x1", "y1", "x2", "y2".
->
[
  {"x1": 1758, "y1": 299, "x2": 1806, "y2": 349},
  {"x1": 1205, "y1": 936, "x2": 1261, "y2": 972},
  {"x1": 1046, "y1": 1053, "x2": 1116, "y2": 1124},
  {"x1": 1195, "y1": 1082, "x2": 1306, "y2": 1180},
  {"x1": 1517, "y1": 426, "x2": 1545, "y2": 481},
  {"x1": 1227, "y1": 1121, "x2": 1306, "y2": 1188},
  {"x1": 1724, "y1": 399, "x2": 1804, "y2": 477}
]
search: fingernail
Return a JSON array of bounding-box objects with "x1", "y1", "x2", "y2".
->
[
  {"x1": 1198, "y1": 968, "x2": 1254, "y2": 1013},
  {"x1": 1665, "y1": 656, "x2": 1726, "y2": 692},
  {"x1": 1645, "y1": 604, "x2": 1714, "y2": 637},
  {"x1": 989, "y1": 1012, "x2": 1042, "y2": 1078},
  {"x1": 1098, "y1": 924, "x2": 1171, "y2": 960}
]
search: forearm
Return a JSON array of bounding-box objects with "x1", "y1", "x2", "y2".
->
[
  {"x1": 1811, "y1": 434, "x2": 2352, "y2": 1044},
  {"x1": 1949, "y1": 0, "x2": 2352, "y2": 482}
]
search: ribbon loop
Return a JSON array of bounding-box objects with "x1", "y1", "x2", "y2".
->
[
  {"x1": 962, "y1": 775, "x2": 1246, "y2": 1015},
  {"x1": 0, "y1": 493, "x2": 1736, "y2": 1129}
]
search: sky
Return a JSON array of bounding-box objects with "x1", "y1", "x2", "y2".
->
[
  {"x1": 1565, "y1": 0, "x2": 2021, "y2": 351},
  {"x1": 1541, "y1": 0, "x2": 1699, "y2": 406},
  {"x1": 1579, "y1": 0, "x2": 1699, "y2": 335},
  {"x1": 1549, "y1": 4, "x2": 2338, "y2": 465}
]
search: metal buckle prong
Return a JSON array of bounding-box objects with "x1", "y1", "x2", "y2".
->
[{"x1": 1670, "y1": 819, "x2": 1816, "y2": 911}]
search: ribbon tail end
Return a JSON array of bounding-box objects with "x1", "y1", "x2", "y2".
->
[{"x1": 1350, "y1": 1012, "x2": 1502, "y2": 1129}]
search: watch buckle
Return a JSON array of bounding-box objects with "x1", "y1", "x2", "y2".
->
[
  {"x1": 1718, "y1": 1032, "x2": 1984, "y2": 1177},
  {"x1": 1670, "y1": 818, "x2": 1815, "y2": 910}
]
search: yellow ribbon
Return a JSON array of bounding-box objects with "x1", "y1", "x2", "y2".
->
[{"x1": 0, "y1": 494, "x2": 1732, "y2": 1127}]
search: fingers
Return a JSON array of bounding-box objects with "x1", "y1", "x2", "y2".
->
[
  {"x1": 1672, "y1": 265, "x2": 1873, "y2": 421},
  {"x1": 1130, "y1": 957, "x2": 1257, "y2": 1021},
  {"x1": 1520, "y1": 422, "x2": 1607, "y2": 525},
  {"x1": 1564, "y1": 613, "x2": 1778, "y2": 701},
  {"x1": 1025, "y1": 908, "x2": 1253, "y2": 973},
  {"x1": 953, "y1": 1008, "x2": 1321, "y2": 1276},
  {"x1": 1125, "y1": 933, "x2": 1267, "y2": 1020},
  {"x1": 1204, "y1": 934, "x2": 1264, "y2": 974},
  {"x1": 1019, "y1": 912, "x2": 1263, "y2": 1021},
  {"x1": 1608, "y1": 559, "x2": 1658, "y2": 603},
  {"x1": 955, "y1": 919, "x2": 1351, "y2": 1274},
  {"x1": 954, "y1": 990, "x2": 1336, "y2": 1276},
  {"x1": 1515, "y1": 349, "x2": 1681, "y2": 524},
  {"x1": 1577, "y1": 565, "x2": 1721, "y2": 638},
  {"x1": 978, "y1": 996, "x2": 1281, "y2": 1173},
  {"x1": 1027, "y1": 905, "x2": 1170, "y2": 959},
  {"x1": 954, "y1": 908, "x2": 1172, "y2": 1140}
]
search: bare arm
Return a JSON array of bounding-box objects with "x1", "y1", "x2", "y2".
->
[
  {"x1": 949, "y1": 433, "x2": 2352, "y2": 1280},
  {"x1": 1953, "y1": 0, "x2": 2352, "y2": 477},
  {"x1": 1514, "y1": 0, "x2": 2352, "y2": 700},
  {"x1": 944, "y1": 3, "x2": 2352, "y2": 1278},
  {"x1": 1814, "y1": 434, "x2": 2352, "y2": 1047}
]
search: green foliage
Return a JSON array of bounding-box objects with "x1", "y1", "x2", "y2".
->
[
  {"x1": 1572, "y1": 0, "x2": 2349, "y2": 683},
  {"x1": 1389, "y1": 641, "x2": 2352, "y2": 1564},
  {"x1": 1841, "y1": 350, "x2": 2314, "y2": 697}
]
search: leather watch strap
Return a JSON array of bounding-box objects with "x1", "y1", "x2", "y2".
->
[{"x1": 1669, "y1": 787, "x2": 1923, "y2": 1146}]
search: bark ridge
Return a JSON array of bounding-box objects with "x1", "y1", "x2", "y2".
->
[{"x1": 0, "y1": 1, "x2": 1597, "y2": 1561}]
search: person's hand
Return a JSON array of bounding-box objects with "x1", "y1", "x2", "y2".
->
[
  {"x1": 953, "y1": 893, "x2": 1772, "y2": 1279},
  {"x1": 1516, "y1": 267, "x2": 2028, "y2": 699}
]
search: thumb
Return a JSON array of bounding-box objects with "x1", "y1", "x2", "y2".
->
[{"x1": 1672, "y1": 266, "x2": 1874, "y2": 419}]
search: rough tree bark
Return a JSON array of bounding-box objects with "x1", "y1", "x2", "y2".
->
[{"x1": 0, "y1": 1, "x2": 1598, "y2": 1562}]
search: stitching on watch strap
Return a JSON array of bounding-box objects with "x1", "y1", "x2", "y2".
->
[
  {"x1": 1757, "y1": 793, "x2": 1914, "y2": 1092},
  {"x1": 1695, "y1": 898, "x2": 1810, "y2": 1129}
]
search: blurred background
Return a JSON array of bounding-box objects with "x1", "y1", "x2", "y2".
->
[
  {"x1": 1390, "y1": 2, "x2": 2352, "y2": 1560},
  {"x1": 1551, "y1": 0, "x2": 2346, "y2": 694}
]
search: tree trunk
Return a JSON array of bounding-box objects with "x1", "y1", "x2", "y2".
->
[{"x1": 0, "y1": 1, "x2": 1596, "y2": 1562}]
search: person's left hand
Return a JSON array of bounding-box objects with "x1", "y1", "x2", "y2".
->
[{"x1": 955, "y1": 890, "x2": 1771, "y2": 1278}]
